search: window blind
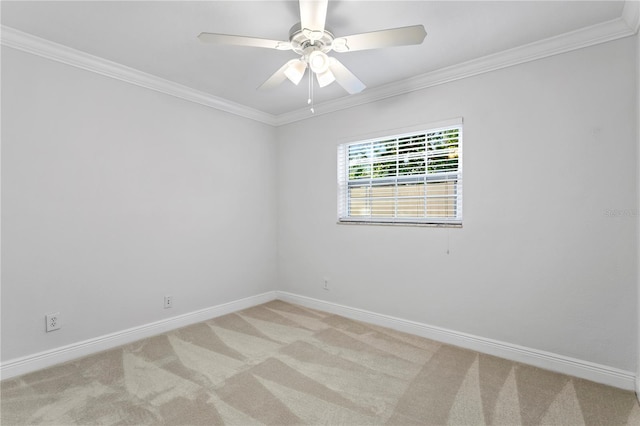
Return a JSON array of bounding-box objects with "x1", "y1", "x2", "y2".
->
[{"x1": 338, "y1": 124, "x2": 462, "y2": 225}]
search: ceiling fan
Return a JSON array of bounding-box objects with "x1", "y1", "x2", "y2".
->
[{"x1": 198, "y1": 0, "x2": 427, "y2": 96}]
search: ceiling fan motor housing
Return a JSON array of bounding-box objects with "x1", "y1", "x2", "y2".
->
[{"x1": 289, "y1": 22, "x2": 334, "y2": 56}]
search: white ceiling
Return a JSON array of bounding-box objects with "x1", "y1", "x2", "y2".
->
[{"x1": 1, "y1": 1, "x2": 628, "y2": 116}]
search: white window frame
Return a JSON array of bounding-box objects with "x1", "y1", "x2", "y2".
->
[{"x1": 337, "y1": 119, "x2": 463, "y2": 226}]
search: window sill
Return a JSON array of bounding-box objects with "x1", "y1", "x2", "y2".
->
[{"x1": 337, "y1": 220, "x2": 462, "y2": 228}]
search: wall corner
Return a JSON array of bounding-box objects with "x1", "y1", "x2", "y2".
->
[{"x1": 623, "y1": 0, "x2": 640, "y2": 34}]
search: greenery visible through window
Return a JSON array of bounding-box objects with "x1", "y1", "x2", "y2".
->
[{"x1": 338, "y1": 123, "x2": 462, "y2": 225}]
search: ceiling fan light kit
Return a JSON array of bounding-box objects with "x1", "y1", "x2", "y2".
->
[
  {"x1": 198, "y1": 0, "x2": 427, "y2": 112},
  {"x1": 308, "y1": 50, "x2": 330, "y2": 74},
  {"x1": 316, "y1": 68, "x2": 336, "y2": 88},
  {"x1": 284, "y1": 59, "x2": 307, "y2": 85}
]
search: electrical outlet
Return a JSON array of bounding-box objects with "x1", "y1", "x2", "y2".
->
[
  {"x1": 164, "y1": 295, "x2": 173, "y2": 309},
  {"x1": 323, "y1": 278, "x2": 329, "y2": 291},
  {"x1": 45, "y1": 313, "x2": 60, "y2": 332}
]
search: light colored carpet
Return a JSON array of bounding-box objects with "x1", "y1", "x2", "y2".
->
[{"x1": 1, "y1": 300, "x2": 639, "y2": 425}]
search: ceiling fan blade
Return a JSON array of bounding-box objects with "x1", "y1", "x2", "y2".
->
[
  {"x1": 198, "y1": 32, "x2": 291, "y2": 50},
  {"x1": 259, "y1": 60, "x2": 295, "y2": 90},
  {"x1": 299, "y1": 0, "x2": 328, "y2": 38},
  {"x1": 332, "y1": 25, "x2": 427, "y2": 53},
  {"x1": 259, "y1": 59, "x2": 308, "y2": 90},
  {"x1": 328, "y1": 58, "x2": 365, "y2": 94}
]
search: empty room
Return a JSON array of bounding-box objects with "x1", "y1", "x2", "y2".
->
[{"x1": 1, "y1": 0, "x2": 639, "y2": 424}]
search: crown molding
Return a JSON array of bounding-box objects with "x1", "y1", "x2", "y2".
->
[
  {"x1": 276, "y1": 15, "x2": 636, "y2": 126},
  {"x1": 2, "y1": 8, "x2": 636, "y2": 129},
  {"x1": 622, "y1": 0, "x2": 640, "y2": 34},
  {"x1": 0, "y1": 26, "x2": 278, "y2": 126}
]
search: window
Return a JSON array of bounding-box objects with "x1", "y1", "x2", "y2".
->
[{"x1": 338, "y1": 121, "x2": 462, "y2": 225}]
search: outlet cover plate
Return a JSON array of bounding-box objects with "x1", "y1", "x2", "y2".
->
[
  {"x1": 164, "y1": 295, "x2": 173, "y2": 309},
  {"x1": 46, "y1": 312, "x2": 60, "y2": 332}
]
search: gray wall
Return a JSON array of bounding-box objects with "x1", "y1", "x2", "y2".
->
[
  {"x1": 1, "y1": 47, "x2": 278, "y2": 361},
  {"x1": 1, "y1": 31, "x2": 637, "y2": 377},
  {"x1": 276, "y1": 37, "x2": 638, "y2": 371},
  {"x1": 637, "y1": 28, "x2": 640, "y2": 396}
]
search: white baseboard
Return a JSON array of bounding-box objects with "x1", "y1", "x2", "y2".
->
[
  {"x1": 636, "y1": 368, "x2": 640, "y2": 403},
  {"x1": 0, "y1": 291, "x2": 277, "y2": 380},
  {"x1": 2, "y1": 289, "x2": 635, "y2": 392},
  {"x1": 276, "y1": 291, "x2": 636, "y2": 391}
]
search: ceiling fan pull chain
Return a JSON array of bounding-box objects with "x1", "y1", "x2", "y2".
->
[
  {"x1": 308, "y1": 67, "x2": 312, "y2": 105},
  {"x1": 309, "y1": 70, "x2": 315, "y2": 114}
]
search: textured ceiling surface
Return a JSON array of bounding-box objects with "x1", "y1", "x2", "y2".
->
[{"x1": 1, "y1": 1, "x2": 626, "y2": 115}]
